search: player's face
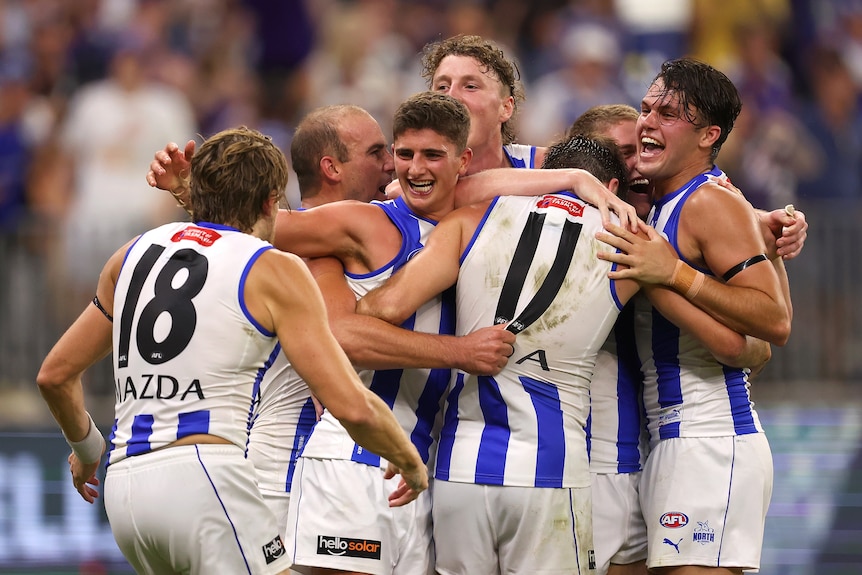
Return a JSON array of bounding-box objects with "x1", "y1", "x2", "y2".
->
[
  {"x1": 637, "y1": 79, "x2": 709, "y2": 193},
  {"x1": 604, "y1": 119, "x2": 651, "y2": 220},
  {"x1": 431, "y1": 55, "x2": 514, "y2": 151},
  {"x1": 392, "y1": 128, "x2": 471, "y2": 220},
  {"x1": 339, "y1": 113, "x2": 394, "y2": 203}
]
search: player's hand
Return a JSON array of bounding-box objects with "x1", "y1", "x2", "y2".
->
[
  {"x1": 596, "y1": 221, "x2": 679, "y2": 285},
  {"x1": 69, "y1": 451, "x2": 102, "y2": 504},
  {"x1": 769, "y1": 207, "x2": 807, "y2": 260},
  {"x1": 458, "y1": 324, "x2": 516, "y2": 375},
  {"x1": 383, "y1": 462, "x2": 428, "y2": 507},
  {"x1": 146, "y1": 140, "x2": 196, "y2": 192}
]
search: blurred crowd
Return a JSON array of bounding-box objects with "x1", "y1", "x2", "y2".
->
[{"x1": 1, "y1": 0, "x2": 862, "y2": 400}]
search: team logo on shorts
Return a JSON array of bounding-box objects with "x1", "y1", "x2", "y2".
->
[
  {"x1": 317, "y1": 535, "x2": 382, "y2": 560},
  {"x1": 262, "y1": 535, "x2": 286, "y2": 564},
  {"x1": 693, "y1": 521, "x2": 715, "y2": 545},
  {"x1": 660, "y1": 511, "x2": 689, "y2": 528},
  {"x1": 588, "y1": 549, "x2": 596, "y2": 570}
]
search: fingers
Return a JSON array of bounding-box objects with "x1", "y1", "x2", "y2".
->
[{"x1": 388, "y1": 481, "x2": 420, "y2": 507}]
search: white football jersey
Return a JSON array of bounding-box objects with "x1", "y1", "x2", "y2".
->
[
  {"x1": 435, "y1": 193, "x2": 624, "y2": 488},
  {"x1": 637, "y1": 167, "x2": 764, "y2": 449},
  {"x1": 109, "y1": 222, "x2": 277, "y2": 465}
]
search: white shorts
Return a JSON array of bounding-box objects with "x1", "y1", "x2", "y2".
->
[
  {"x1": 432, "y1": 480, "x2": 595, "y2": 575},
  {"x1": 105, "y1": 444, "x2": 292, "y2": 575},
  {"x1": 640, "y1": 434, "x2": 773, "y2": 570},
  {"x1": 286, "y1": 457, "x2": 433, "y2": 575},
  {"x1": 260, "y1": 489, "x2": 291, "y2": 537},
  {"x1": 591, "y1": 471, "x2": 647, "y2": 574}
]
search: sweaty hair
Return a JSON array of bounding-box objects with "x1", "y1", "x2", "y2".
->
[
  {"x1": 393, "y1": 92, "x2": 470, "y2": 152},
  {"x1": 652, "y1": 57, "x2": 742, "y2": 161},
  {"x1": 542, "y1": 135, "x2": 628, "y2": 195},
  {"x1": 567, "y1": 104, "x2": 638, "y2": 140},
  {"x1": 190, "y1": 126, "x2": 289, "y2": 232},
  {"x1": 420, "y1": 34, "x2": 524, "y2": 145},
  {"x1": 290, "y1": 105, "x2": 364, "y2": 198}
]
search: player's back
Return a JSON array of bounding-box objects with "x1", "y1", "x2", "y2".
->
[
  {"x1": 436, "y1": 193, "x2": 625, "y2": 488},
  {"x1": 109, "y1": 221, "x2": 277, "y2": 464}
]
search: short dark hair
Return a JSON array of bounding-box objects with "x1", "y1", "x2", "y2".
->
[
  {"x1": 290, "y1": 105, "x2": 365, "y2": 198},
  {"x1": 567, "y1": 104, "x2": 639, "y2": 140},
  {"x1": 393, "y1": 92, "x2": 470, "y2": 151},
  {"x1": 190, "y1": 126, "x2": 289, "y2": 232},
  {"x1": 420, "y1": 34, "x2": 523, "y2": 145},
  {"x1": 652, "y1": 57, "x2": 742, "y2": 161},
  {"x1": 542, "y1": 135, "x2": 628, "y2": 195}
]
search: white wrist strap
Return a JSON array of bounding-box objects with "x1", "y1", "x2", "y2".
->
[{"x1": 65, "y1": 412, "x2": 105, "y2": 464}]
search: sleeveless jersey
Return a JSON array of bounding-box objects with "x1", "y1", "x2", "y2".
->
[
  {"x1": 435, "y1": 193, "x2": 624, "y2": 488},
  {"x1": 108, "y1": 222, "x2": 277, "y2": 465},
  {"x1": 586, "y1": 303, "x2": 648, "y2": 474},
  {"x1": 298, "y1": 196, "x2": 455, "y2": 468},
  {"x1": 503, "y1": 143, "x2": 539, "y2": 169},
  {"x1": 636, "y1": 166, "x2": 763, "y2": 448},
  {"x1": 246, "y1": 345, "x2": 317, "y2": 493}
]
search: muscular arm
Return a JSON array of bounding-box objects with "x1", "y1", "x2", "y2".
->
[
  {"x1": 643, "y1": 285, "x2": 771, "y2": 369},
  {"x1": 453, "y1": 167, "x2": 638, "y2": 231},
  {"x1": 356, "y1": 204, "x2": 473, "y2": 325},
  {"x1": 247, "y1": 249, "x2": 426, "y2": 494},
  {"x1": 598, "y1": 186, "x2": 791, "y2": 345},
  {"x1": 36, "y1": 241, "x2": 130, "y2": 502},
  {"x1": 310, "y1": 257, "x2": 513, "y2": 375}
]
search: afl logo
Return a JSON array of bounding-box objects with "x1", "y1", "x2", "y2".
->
[{"x1": 660, "y1": 512, "x2": 689, "y2": 528}]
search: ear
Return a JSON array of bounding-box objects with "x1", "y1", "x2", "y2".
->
[
  {"x1": 320, "y1": 156, "x2": 342, "y2": 184},
  {"x1": 700, "y1": 125, "x2": 722, "y2": 151},
  {"x1": 607, "y1": 177, "x2": 620, "y2": 197},
  {"x1": 458, "y1": 147, "x2": 473, "y2": 176},
  {"x1": 499, "y1": 94, "x2": 515, "y2": 124}
]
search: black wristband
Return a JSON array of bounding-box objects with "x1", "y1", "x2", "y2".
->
[{"x1": 721, "y1": 253, "x2": 768, "y2": 282}]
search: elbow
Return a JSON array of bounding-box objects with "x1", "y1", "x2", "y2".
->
[
  {"x1": 329, "y1": 391, "x2": 377, "y2": 430},
  {"x1": 36, "y1": 361, "x2": 65, "y2": 394},
  {"x1": 767, "y1": 317, "x2": 791, "y2": 347}
]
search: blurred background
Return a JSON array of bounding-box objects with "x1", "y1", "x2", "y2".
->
[{"x1": 0, "y1": 0, "x2": 859, "y2": 573}]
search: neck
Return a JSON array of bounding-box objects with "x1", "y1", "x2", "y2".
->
[
  {"x1": 650, "y1": 161, "x2": 715, "y2": 200},
  {"x1": 466, "y1": 144, "x2": 511, "y2": 176}
]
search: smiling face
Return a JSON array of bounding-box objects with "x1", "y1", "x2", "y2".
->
[
  {"x1": 604, "y1": 119, "x2": 651, "y2": 219},
  {"x1": 339, "y1": 111, "x2": 394, "y2": 202},
  {"x1": 430, "y1": 55, "x2": 514, "y2": 153},
  {"x1": 636, "y1": 78, "x2": 719, "y2": 198},
  {"x1": 393, "y1": 128, "x2": 471, "y2": 221}
]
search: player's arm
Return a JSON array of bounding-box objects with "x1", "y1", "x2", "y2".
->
[
  {"x1": 311, "y1": 257, "x2": 513, "y2": 375},
  {"x1": 598, "y1": 187, "x2": 791, "y2": 345},
  {"x1": 36, "y1": 240, "x2": 131, "y2": 503},
  {"x1": 643, "y1": 285, "x2": 771, "y2": 369},
  {"x1": 356, "y1": 204, "x2": 470, "y2": 325},
  {"x1": 453, "y1": 167, "x2": 638, "y2": 232},
  {"x1": 271, "y1": 201, "x2": 389, "y2": 265},
  {"x1": 248, "y1": 249, "x2": 427, "y2": 498}
]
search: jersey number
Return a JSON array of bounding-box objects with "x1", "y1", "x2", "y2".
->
[
  {"x1": 117, "y1": 245, "x2": 208, "y2": 367},
  {"x1": 494, "y1": 212, "x2": 582, "y2": 334}
]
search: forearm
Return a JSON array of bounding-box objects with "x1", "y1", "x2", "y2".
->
[
  {"x1": 455, "y1": 168, "x2": 592, "y2": 207},
  {"x1": 334, "y1": 314, "x2": 465, "y2": 370},
  {"x1": 668, "y1": 261, "x2": 790, "y2": 345},
  {"x1": 37, "y1": 375, "x2": 91, "y2": 441},
  {"x1": 645, "y1": 285, "x2": 748, "y2": 363},
  {"x1": 340, "y1": 389, "x2": 424, "y2": 473}
]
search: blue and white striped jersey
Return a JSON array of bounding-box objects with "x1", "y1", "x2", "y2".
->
[
  {"x1": 108, "y1": 222, "x2": 277, "y2": 465},
  {"x1": 435, "y1": 193, "x2": 624, "y2": 489},
  {"x1": 504, "y1": 143, "x2": 539, "y2": 169},
  {"x1": 636, "y1": 166, "x2": 764, "y2": 449},
  {"x1": 298, "y1": 196, "x2": 455, "y2": 469},
  {"x1": 587, "y1": 303, "x2": 648, "y2": 474}
]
